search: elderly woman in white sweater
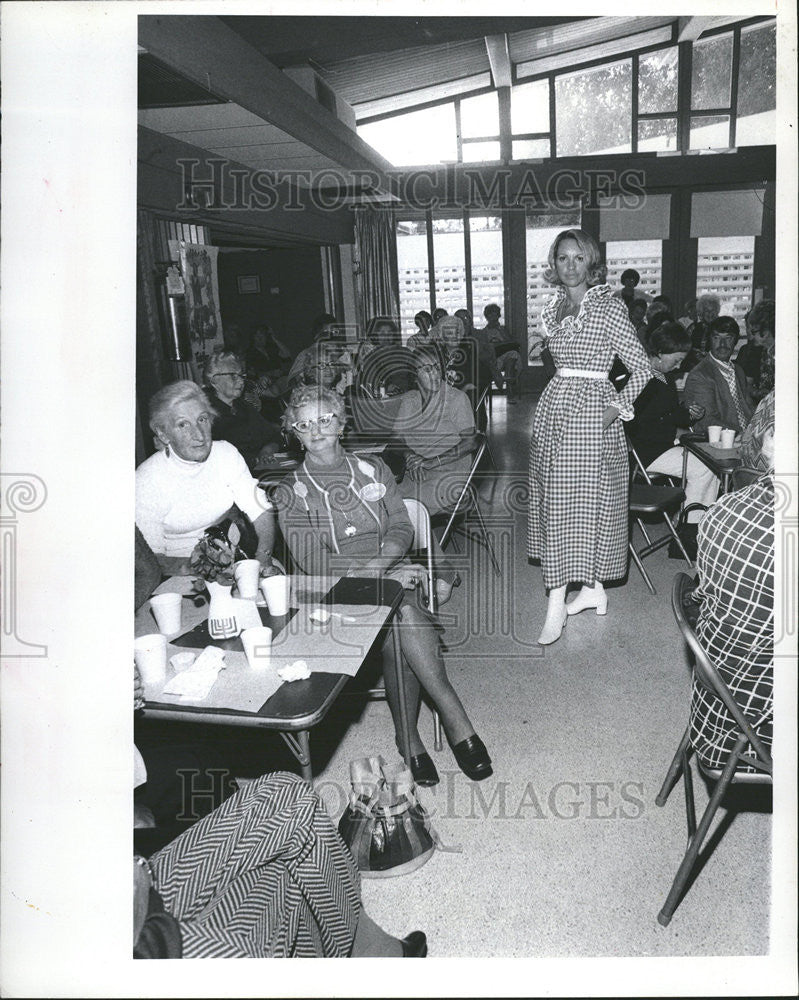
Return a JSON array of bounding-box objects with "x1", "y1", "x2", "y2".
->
[{"x1": 136, "y1": 380, "x2": 276, "y2": 577}]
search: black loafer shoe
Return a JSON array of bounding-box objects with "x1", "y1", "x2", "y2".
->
[
  {"x1": 451, "y1": 734, "x2": 493, "y2": 781},
  {"x1": 409, "y1": 752, "x2": 440, "y2": 787},
  {"x1": 400, "y1": 931, "x2": 428, "y2": 957}
]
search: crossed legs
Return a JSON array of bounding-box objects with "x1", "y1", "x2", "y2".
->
[{"x1": 381, "y1": 603, "x2": 474, "y2": 757}]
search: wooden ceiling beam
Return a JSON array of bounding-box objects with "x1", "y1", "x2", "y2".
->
[
  {"x1": 485, "y1": 34, "x2": 513, "y2": 89},
  {"x1": 139, "y1": 15, "x2": 396, "y2": 192}
]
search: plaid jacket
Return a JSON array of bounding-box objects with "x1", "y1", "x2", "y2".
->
[{"x1": 689, "y1": 476, "x2": 774, "y2": 769}]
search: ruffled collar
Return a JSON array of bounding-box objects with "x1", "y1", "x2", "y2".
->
[{"x1": 542, "y1": 283, "x2": 612, "y2": 338}]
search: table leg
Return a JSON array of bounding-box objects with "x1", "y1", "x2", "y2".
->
[
  {"x1": 280, "y1": 730, "x2": 313, "y2": 783},
  {"x1": 392, "y1": 615, "x2": 412, "y2": 767}
]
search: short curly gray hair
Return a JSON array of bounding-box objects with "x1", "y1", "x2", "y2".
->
[
  {"x1": 204, "y1": 348, "x2": 243, "y2": 383},
  {"x1": 543, "y1": 229, "x2": 607, "y2": 287},
  {"x1": 281, "y1": 385, "x2": 346, "y2": 433},
  {"x1": 149, "y1": 380, "x2": 213, "y2": 435}
]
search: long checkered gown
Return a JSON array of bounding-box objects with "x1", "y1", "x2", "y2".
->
[
  {"x1": 149, "y1": 772, "x2": 360, "y2": 957},
  {"x1": 528, "y1": 284, "x2": 651, "y2": 589},
  {"x1": 689, "y1": 476, "x2": 774, "y2": 771}
]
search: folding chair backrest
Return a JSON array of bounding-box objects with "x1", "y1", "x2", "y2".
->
[
  {"x1": 671, "y1": 573, "x2": 773, "y2": 771},
  {"x1": 402, "y1": 498, "x2": 435, "y2": 613},
  {"x1": 730, "y1": 467, "x2": 766, "y2": 491}
]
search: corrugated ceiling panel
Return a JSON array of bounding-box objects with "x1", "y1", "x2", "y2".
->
[
  {"x1": 508, "y1": 16, "x2": 674, "y2": 62},
  {"x1": 322, "y1": 37, "x2": 489, "y2": 105}
]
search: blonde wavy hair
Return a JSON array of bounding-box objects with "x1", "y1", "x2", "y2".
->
[{"x1": 543, "y1": 229, "x2": 607, "y2": 287}]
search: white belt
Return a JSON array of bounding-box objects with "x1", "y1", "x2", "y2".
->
[{"x1": 556, "y1": 368, "x2": 608, "y2": 380}]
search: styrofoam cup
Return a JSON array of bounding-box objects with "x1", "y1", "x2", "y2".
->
[
  {"x1": 260, "y1": 575, "x2": 291, "y2": 616},
  {"x1": 234, "y1": 559, "x2": 261, "y2": 600},
  {"x1": 707, "y1": 425, "x2": 722, "y2": 444},
  {"x1": 720, "y1": 428, "x2": 736, "y2": 448},
  {"x1": 134, "y1": 633, "x2": 167, "y2": 698},
  {"x1": 241, "y1": 626, "x2": 273, "y2": 670},
  {"x1": 149, "y1": 592, "x2": 182, "y2": 634}
]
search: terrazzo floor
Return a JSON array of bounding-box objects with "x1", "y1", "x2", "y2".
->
[{"x1": 231, "y1": 391, "x2": 773, "y2": 959}]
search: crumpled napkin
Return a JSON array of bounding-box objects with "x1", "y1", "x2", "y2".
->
[
  {"x1": 278, "y1": 659, "x2": 311, "y2": 682},
  {"x1": 161, "y1": 646, "x2": 226, "y2": 700}
]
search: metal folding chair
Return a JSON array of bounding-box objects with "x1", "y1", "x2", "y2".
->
[
  {"x1": 626, "y1": 433, "x2": 692, "y2": 594},
  {"x1": 655, "y1": 573, "x2": 773, "y2": 925},
  {"x1": 730, "y1": 466, "x2": 766, "y2": 490},
  {"x1": 436, "y1": 434, "x2": 501, "y2": 576}
]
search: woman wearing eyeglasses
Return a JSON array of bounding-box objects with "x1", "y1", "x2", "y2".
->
[
  {"x1": 271, "y1": 384, "x2": 492, "y2": 788},
  {"x1": 204, "y1": 349, "x2": 283, "y2": 471}
]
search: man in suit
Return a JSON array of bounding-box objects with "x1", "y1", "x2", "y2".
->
[{"x1": 684, "y1": 316, "x2": 753, "y2": 433}]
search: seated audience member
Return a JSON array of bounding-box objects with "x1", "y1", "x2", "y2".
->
[
  {"x1": 437, "y1": 314, "x2": 489, "y2": 407},
  {"x1": 628, "y1": 323, "x2": 717, "y2": 536},
  {"x1": 394, "y1": 345, "x2": 478, "y2": 516},
  {"x1": 628, "y1": 298, "x2": 648, "y2": 343},
  {"x1": 135, "y1": 525, "x2": 162, "y2": 610},
  {"x1": 689, "y1": 419, "x2": 774, "y2": 772},
  {"x1": 136, "y1": 380, "x2": 276, "y2": 576},
  {"x1": 677, "y1": 298, "x2": 697, "y2": 330},
  {"x1": 272, "y1": 385, "x2": 492, "y2": 787},
  {"x1": 356, "y1": 317, "x2": 415, "y2": 397},
  {"x1": 204, "y1": 350, "x2": 283, "y2": 470},
  {"x1": 652, "y1": 293, "x2": 672, "y2": 312},
  {"x1": 644, "y1": 299, "x2": 670, "y2": 330},
  {"x1": 134, "y1": 768, "x2": 428, "y2": 958},
  {"x1": 454, "y1": 308, "x2": 494, "y2": 396},
  {"x1": 246, "y1": 324, "x2": 292, "y2": 376},
  {"x1": 679, "y1": 294, "x2": 720, "y2": 373},
  {"x1": 407, "y1": 310, "x2": 434, "y2": 351},
  {"x1": 430, "y1": 307, "x2": 448, "y2": 332},
  {"x1": 683, "y1": 316, "x2": 753, "y2": 434},
  {"x1": 740, "y1": 390, "x2": 775, "y2": 473},
  {"x1": 288, "y1": 313, "x2": 338, "y2": 386},
  {"x1": 612, "y1": 268, "x2": 652, "y2": 306},
  {"x1": 243, "y1": 324, "x2": 292, "y2": 417},
  {"x1": 480, "y1": 302, "x2": 521, "y2": 400},
  {"x1": 739, "y1": 299, "x2": 775, "y2": 403},
  {"x1": 301, "y1": 340, "x2": 353, "y2": 396}
]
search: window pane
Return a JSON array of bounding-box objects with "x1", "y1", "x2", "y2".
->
[
  {"x1": 555, "y1": 59, "x2": 632, "y2": 156},
  {"x1": 358, "y1": 104, "x2": 457, "y2": 166},
  {"x1": 469, "y1": 216, "x2": 505, "y2": 321},
  {"x1": 737, "y1": 22, "x2": 776, "y2": 146},
  {"x1": 525, "y1": 210, "x2": 582, "y2": 362},
  {"x1": 638, "y1": 46, "x2": 678, "y2": 113},
  {"x1": 462, "y1": 140, "x2": 501, "y2": 163},
  {"x1": 696, "y1": 235, "x2": 755, "y2": 326},
  {"x1": 605, "y1": 240, "x2": 662, "y2": 299},
  {"x1": 432, "y1": 217, "x2": 467, "y2": 315},
  {"x1": 690, "y1": 114, "x2": 730, "y2": 150},
  {"x1": 396, "y1": 219, "x2": 431, "y2": 342},
  {"x1": 637, "y1": 117, "x2": 678, "y2": 151},
  {"x1": 691, "y1": 34, "x2": 732, "y2": 110},
  {"x1": 512, "y1": 138, "x2": 550, "y2": 160},
  {"x1": 460, "y1": 91, "x2": 499, "y2": 139},
  {"x1": 511, "y1": 79, "x2": 549, "y2": 134}
]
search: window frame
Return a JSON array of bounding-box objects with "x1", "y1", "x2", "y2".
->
[{"x1": 359, "y1": 16, "x2": 774, "y2": 165}]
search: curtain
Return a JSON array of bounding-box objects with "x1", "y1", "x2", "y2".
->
[{"x1": 354, "y1": 208, "x2": 399, "y2": 335}]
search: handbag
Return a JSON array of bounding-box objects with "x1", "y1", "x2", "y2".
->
[{"x1": 337, "y1": 756, "x2": 437, "y2": 878}]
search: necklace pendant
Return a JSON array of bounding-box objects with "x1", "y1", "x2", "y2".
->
[{"x1": 344, "y1": 524, "x2": 357, "y2": 537}]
